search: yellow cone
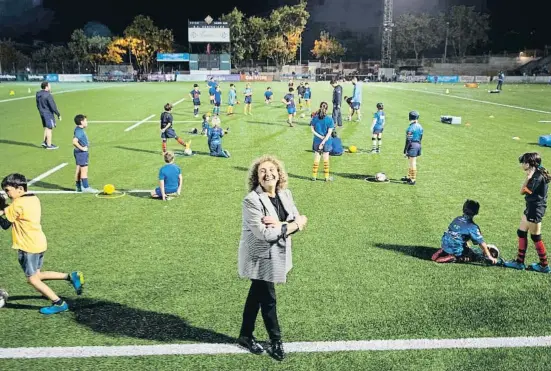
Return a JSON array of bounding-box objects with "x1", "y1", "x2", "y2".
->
[{"x1": 9, "y1": 90, "x2": 15, "y2": 96}]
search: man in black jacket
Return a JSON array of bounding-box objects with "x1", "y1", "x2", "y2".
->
[
  {"x1": 331, "y1": 80, "x2": 343, "y2": 127},
  {"x1": 36, "y1": 82, "x2": 61, "y2": 150}
]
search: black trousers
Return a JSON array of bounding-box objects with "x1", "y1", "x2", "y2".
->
[
  {"x1": 239, "y1": 279, "x2": 281, "y2": 341},
  {"x1": 332, "y1": 106, "x2": 342, "y2": 127},
  {"x1": 497, "y1": 81, "x2": 503, "y2": 90}
]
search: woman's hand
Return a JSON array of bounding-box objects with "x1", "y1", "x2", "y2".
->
[
  {"x1": 296, "y1": 215, "x2": 308, "y2": 229},
  {"x1": 262, "y1": 216, "x2": 280, "y2": 228}
]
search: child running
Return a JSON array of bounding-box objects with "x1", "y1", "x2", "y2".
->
[{"x1": 504, "y1": 153, "x2": 551, "y2": 273}]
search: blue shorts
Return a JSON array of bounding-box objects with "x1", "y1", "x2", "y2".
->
[
  {"x1": 18, "y1": 250, "x2": 44, "y2": 277},
  {"x1": 304, "y1": 95, "x2": 311, "y2": 100},
  {"x1": 406, "y1": 142, "x2": 422, "y2": 157},
  {"x1": 74, "y1": 151, "x2": 89, "y2": 166},
  {"x1": 215, "y1": 102, "x2": 221, "y2": 107},
  {"x1": 373, "y1": 126, "x2": 384, "y2": 135},
  {"x1": 352, "y1": 102, "x2": 361, "y2": 110},
  {"x1": 287, "y1": 107, "x2": 296, "y2": 115},
  {"x1": 193, "y1": 100, "x2": 201, "y2": 106},
  {"x1": 41, "y1": 116, "x2": 55, "y2": 129},
  {"x1": 155, "y1": 187, "x2": 178, "y2": 197},
  {"x1": 161, "y1": 128, "x2": 177, "y2": 139},
  {"x1": 313, "y1": 139, "x2": 333, "y2": 153},
  {"x1": 245, "y1": 97, "x2": 252, "y2": 104}
]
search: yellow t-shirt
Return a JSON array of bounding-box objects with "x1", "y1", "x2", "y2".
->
[{"x1": 4, "y1": 195, "x2": 47, "y2": 254}]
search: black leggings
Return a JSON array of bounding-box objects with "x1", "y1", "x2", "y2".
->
[{"x1": 239, "y1": 279, "x2": 281, "y2": 341}]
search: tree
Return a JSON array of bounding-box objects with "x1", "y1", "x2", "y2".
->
[
  {"x1": 246, "y1": 16, "x2": 268, "y2": 61},
  {"x1": 311, "y1": 31, "x2": 346, "y2": 62},
  {"x1": 105, "y1": 37, "x2": 128, "y2": 64},
  {"x1": 124, "y1": 15, "x2": 174, "y2": 72},
  {"x1": 220, "y1": 8, "x2": 248, "y2": 65},
  {"x1": 446, "y1": 6, "x2": 490, "y2": 58},
  {"x1": 87, "y1": 36, "x2": 111, "y2": 73},
  {"x1": 68, "y1": 29, "x2": 89, "y2": 73},
  {"x1": 394, "y1": 13, "x2": 442, "y2": 62}
]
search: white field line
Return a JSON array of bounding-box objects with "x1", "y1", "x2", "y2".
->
[
  {"x1": 172, "y1": 97, "x2": 186, "y2": 106},
  {"x1": 0, "y1": 84, "x2": 129, "y2": 104},
  {"x1": 539, "y1": 121, "x2": 551, "y2": 123},
  {"x1": 27, "y1": 163, "x2": 68, "y2": 186},
  {"x1": 1, "y1": 336, "x2": 551, "y2": 359},
  {"x1": 9, "y1": 190, "x2": 152, "y2": 195},
  {"x1": 124, "y1": 115, "x2": 156, "y2": 132},
  {"x1": 90, "y1": 120, "x2": 199, "y2": 124},
  {"x1": 375, "y1": 84, "x2": 551, "y2": 115}
]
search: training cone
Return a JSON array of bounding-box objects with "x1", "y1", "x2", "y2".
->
[
  {"x1": 9, "y1": 90, "x2": 15, "y2": 96},
  {"x1": 445, "y1": 89, "x2": 449, "y2": 94},
  {"x1": 28, "y1": 88, "x2": 31, "y2": 93}
]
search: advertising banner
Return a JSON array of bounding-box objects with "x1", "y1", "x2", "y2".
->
[
  {"x1": 45, "y1": 74, "x2": 59, "y2": 82},
  {"x1": 176, "y1": 74, "x2": 209, "y2": 82},
  {"x1": 475, "y1": 76, "x2": 491, "y2": 83},
  {"x1": 27, "y1": 74, "x2": 44, "y2": 81},
  {"x1": 188, "y1": 21, "x2": 230, "y2": 43},
  {"x1": 460, "y1": 76, "x2": 475, "y2": 82},
  {"x1": 240, "y1": 74, "x2": 273, "y2": 82},
  {"x1": 0, "y1": 75, "x2": 17, "y2": 81},
  {"x1": 157, "y1": 53, "x2": 190, "y2": 62},
  {"x1": 208, "y1": 74, "x2": 241, "y2": 82},
  {"x1": 147, "y1": 74, "x2": 176, "y2": 81},
  {"x1": 426, "y1": 75, "x2": 459, "y2": 83},
  {"x1": 58, "y1": 74, "x2": 93, "y2": 82}
]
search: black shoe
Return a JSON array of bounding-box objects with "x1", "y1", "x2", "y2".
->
[
  {"x1": 267, "y1": 340, "x2": 285, "y2": 361},
  {"x1": 237, "y1": 336, "x2": 264, "y2": 355},
  {"x1": 401, "y1": 176, "x2": 410, "y2": 182}
]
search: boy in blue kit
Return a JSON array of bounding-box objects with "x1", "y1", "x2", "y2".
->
[
  {"x1": 189, "y1": 84, "x2": 201, "y2": 117},
  {"x1": 282, "y1": 87, "x2": 296, "y2": 127},
  {"x1": 213, "y1": 85, "x2": 222, "y2": 115},
  {"x1": 201, "y1": 114, "x2": 211, "y2": 136},
  {"x1": 0, "y1": 173, "x2": 84, "y2": 315},
  {"x1": 227, "y1": 84, "x2": 237, "y2": 115},
  {"x1": 329, "y1": 131, "x2": 343, "y2": 156},
  {"x1": 160, "y1": 103, "x2": 188, "y2": 153},
  {"x1": 303, "y1": 83, "x2": 312, "y2": 112},
  {"x1": 371, "y1": 103, "x2": 385, "y2": 153},
  {"x1": 209, "y1": 83, "x2": 217, "y2": 105},
  {"x1": 432, "y1": 200, "x2": 498, "y2": 264},
  {"x1": 402, "y1": 111, "x2": 423, "y2": 185},
  {"x1": 73, "y1": 114, "x2": 98, "y2": 193},
  {"x1": 243, "y1": 83, "x2": 253, "y2": 115},
  {"x1": 264, "y1": 87, "x2": 273, "y2": 104},
  {"x1": 349, "y1": 76, "x2": 362, "y2": 121},
  {"x1": 151, "y1": 151, "x2": 182, "y2": 201}
]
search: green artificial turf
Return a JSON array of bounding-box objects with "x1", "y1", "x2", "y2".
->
[{"x1": 0, "y1": 81, "x2": 550, "y2": 369}]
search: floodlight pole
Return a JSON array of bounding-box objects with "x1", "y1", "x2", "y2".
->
[
  {"x1": 381, "y1": 0, "x2": 393, "y2": 68},
  {"x1": 443, "y1": 22, "x2": 449, "y2": 63}
]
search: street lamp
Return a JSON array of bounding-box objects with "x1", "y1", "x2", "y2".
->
[{"x1": 443, "y1": 21, "x2": 449, "y2": 63}]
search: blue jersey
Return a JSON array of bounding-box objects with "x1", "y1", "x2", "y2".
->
[
  {"x1": 265, "y1": 91, "x2": 273, "y2": 100},
  {"x1": 498, "y1": 73, "x2": 504, "y2": 82},
  {"x1": 207, "y1": 80, "x2": 216, "y2": 88},
  {"x1": 303, "y1": 88, "x2": 311, "y2": 99},
  {"x1": 190, "y1": 89, "x2": 201, "y2": 102},
  {"x1": 202, "y1": 120, "x2": 211, "y2": 132},
  {"x1": 244, "y1": 88, "x2": 252, "y2": 97},
  {"x1": 208, "y1": 127, "x2": 224, "y2": 144},
  {"x1": 228, "y1": 89, "x2": 237, "y2": 104},
  {"x1": 441, "y1": 215, "x2": 485, "y2": 256},
  {"x1": 283, "y1": 93, "x2": 295, "y2": 108},
  {"x1": 373, "y1": 110, "x2": 385, "y2": 129},
  {"x1": 159, "y1": 163, "x2": 181, "y2": 192},
  {"x1": 406, "y1": 122, "x2": 423, "y2": 142},
  {"x1": 160, "y1": 111, "x2": 173, "y2": 130},
  {"x1": 311, "y1": 115, "x2": 335, "y2": 145},
  {"x1": 73, "y1": 126, "x2": 88, "y2": 153},
  {"x1": 209, "y1": 87, "x2": 216, "y2": 96},
  {"x1": 352, "y1": 82, "x2": 362, "y2": 103},
  {"x1": 214, "y1": 90, "x2": 222, "y2": 104}
]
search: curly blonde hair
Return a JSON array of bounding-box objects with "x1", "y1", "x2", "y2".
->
[{"x1": 247, "y1": 155, "x2": 288, "y2": 192}]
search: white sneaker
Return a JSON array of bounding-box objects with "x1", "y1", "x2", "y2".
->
[{"x1": 82, "y1": 187, "x2": 99, "y2": 193}]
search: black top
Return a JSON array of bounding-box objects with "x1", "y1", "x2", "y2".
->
[
  {"x1": 36, "y1": 90, "x2": 60, "y2": 117},
  {"x1": 160, "y1": 112, "x2": 173, "y2": 129},
  {"x1": 525, "y1": 170, "x2": 549, "y2": 206},
  {"x1": 269, "y1": 194, "x2": 288, "y2": 222},
  {"x1": 332, "y1": 85, "x2": 342, "y2": 106}
]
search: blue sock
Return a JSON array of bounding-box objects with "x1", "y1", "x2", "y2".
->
[
  {"x1": 82, "y1": 178, "x2": 89, "y2": 188},
  {"x1": 76, "y1": 180, "x2": 81, "y2": 189}
]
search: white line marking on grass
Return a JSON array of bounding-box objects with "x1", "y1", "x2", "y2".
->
[
  {"x1": 1, "y1": 336, "x2": 551, "y2": 359},
  {"x1": 27, "y1": 163, "x2": 68, "y2": 186},
  {"x1": 0, "y1": 85, "x2": 129, "y2": 104},
  {"x1": 539, "y1": 121, "x2": 551, "y2": 123},
  {"x1": 19, "y1": 190, "x2": 152, "y2": 195},
  {"x1": 376, "y1": 85, "x2": 551, "y2": 115},
  {"x1": 90, "y1": 120, "x2": 199, "y2": 124},
  {"x1": 124, "y1": 115, "x2": 156, "y2": 132},
  {"x1": 172, "y1": 97, "x2": 186, "y2": 106}
]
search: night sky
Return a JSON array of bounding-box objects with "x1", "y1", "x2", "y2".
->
[{"x1": 2, "y1": 0, "x2": 550, "y2": 53}]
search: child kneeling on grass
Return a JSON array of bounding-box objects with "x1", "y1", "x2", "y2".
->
[
  {"x1": 0, "y1": 173, "x2": 84, "y2": 315},
  {"x1": 432, "y1": 200, "x2": 497, "y2": 264},
  {"x1": 151, "y1": 151, "x2": 182, "y2": 201}
]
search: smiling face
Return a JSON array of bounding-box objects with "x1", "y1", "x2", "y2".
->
[{"x1": 258, "y1": 161, "x2": 279, "y2": 191}]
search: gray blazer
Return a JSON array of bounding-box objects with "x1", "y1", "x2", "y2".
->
[{"x1": 238, "y1": 185, "x2": 300, "y2": 283}]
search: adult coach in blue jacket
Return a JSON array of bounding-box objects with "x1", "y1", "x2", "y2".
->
[{"x1": 36, "y1": 82, "x2": 61, "y2": 150}]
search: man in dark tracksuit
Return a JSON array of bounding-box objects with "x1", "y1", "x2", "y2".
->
[
  {"x1": 36, "y1": 81, "x2": 61, "y2": 150},
  {"x1": 331, "y1": 80, "x2": 343, "y2": 127}
]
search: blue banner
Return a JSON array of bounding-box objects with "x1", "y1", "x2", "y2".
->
[
  {"x1": 207, "y1": 74, "x2": 241, "y2": 82},
  {"x1": 427, "y1": 75, "x2": 459, "y2": 83},
  {"x1": 157, "y1": 53, "x2": 190, "y2": 62},
  {"x1": 45, "y1": 74, "x2": 59, "y2": 82}
]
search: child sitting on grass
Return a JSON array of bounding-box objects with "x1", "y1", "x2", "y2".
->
[
  {"x1": 151, "y1": 151, "x2": 182, "y2": 201},
  {"x1": 432, "y1": 200, "x2": 497, "y2": 264}
]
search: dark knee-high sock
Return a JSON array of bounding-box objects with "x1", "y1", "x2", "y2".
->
[{"x1": 517, "y1": 229, "x2": 528, "y2": 263}]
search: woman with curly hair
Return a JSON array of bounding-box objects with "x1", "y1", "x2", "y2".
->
[{"x1": 237, "y1": 155, "x2": 308, "y2": 361}]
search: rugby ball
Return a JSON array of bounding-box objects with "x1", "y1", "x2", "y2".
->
[
  {"x1": 375, "y1": 172, "x2": 387, "y2": 182},
  {"x1": 0, "y1": 289, "x2": 8, "y2": 308},
  {"x1": 487, "y1": 244, "x2": 500, "y2": 258}
]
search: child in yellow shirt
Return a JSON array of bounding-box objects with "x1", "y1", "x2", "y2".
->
[{"x1": 0, "y1": 173, "x2": 84, "y2": 315}]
